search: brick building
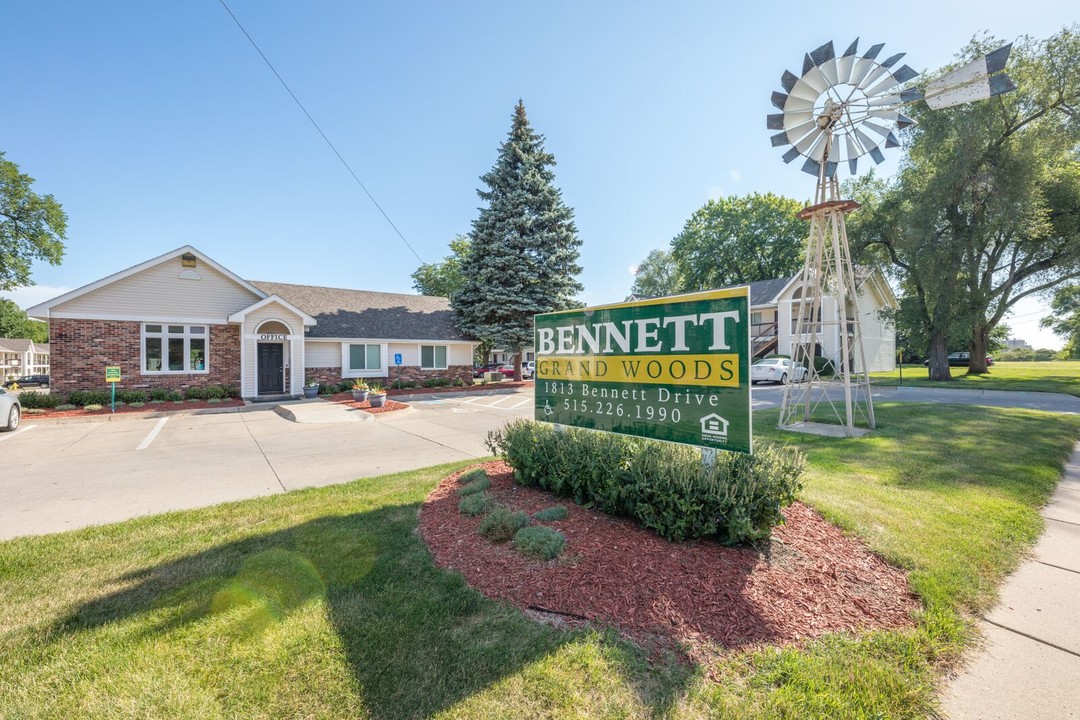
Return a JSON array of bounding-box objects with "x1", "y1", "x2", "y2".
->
[{"x1": 28, "y1": 246, "x2": 477, "y2": 398}]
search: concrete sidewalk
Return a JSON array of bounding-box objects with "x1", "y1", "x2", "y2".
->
[{"x1": 941, "y1": 442, "x2": 1080, "y2": 719}]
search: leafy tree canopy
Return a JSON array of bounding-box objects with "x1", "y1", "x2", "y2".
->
[
  {"x1": 1042, "y1": 284, "x2": 1080, "y2": 358},
  {"x1": 411, "y1": 235, "x2": 471, "y2": 297},
  {"x1": 670, "y1": 192, "x2": 807, "y2": 291},
  {"x1": 0, "y1": 298, "x2": 48, "y2": 342},
  {"x1": 630, "y1": 249, "x2": 681, "y2": 298},
  {"x1": 1, "y1": 151, "x2": 67, "y2": 291},
  {"x1": 452, "y1": 101, "x2": 583, "y2": 378},
  {"x1": 856, "y1": 27, "x2": 1080, "y2": 379}
]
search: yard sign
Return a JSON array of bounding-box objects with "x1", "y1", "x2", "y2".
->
[{"x1": 534, "y1": 287, "x2": 752, "y2": 454}]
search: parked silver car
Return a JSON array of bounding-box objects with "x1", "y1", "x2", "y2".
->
[{"x1": 0, "y1": 388, "x2": 21, "y2": 431}]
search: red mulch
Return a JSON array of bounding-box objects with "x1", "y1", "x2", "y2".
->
[
  {"x1": 420, "y1": 461, "x2": 920, "y2": 655},
  {"x1": 386, "y1": 380, "x2": 533, "y2": 396},
  {"x1": 325, "y1": 393, "x2": 410, "y2": 414},
  {"x1": 25, "y1": 397, "x2": 246, "y2": 419}
]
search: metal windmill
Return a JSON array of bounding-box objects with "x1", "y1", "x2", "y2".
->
[{"x1": 767, "y1": 39, "x2": 1015, "y2": 436}]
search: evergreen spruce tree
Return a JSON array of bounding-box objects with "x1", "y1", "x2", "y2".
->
[{"x1": 453, "y1": 101, "x2": 583, "y2": 379}]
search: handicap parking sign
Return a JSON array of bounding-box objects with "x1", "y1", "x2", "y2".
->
[{"x1": 394, "y1": 353, "x2": 403, "y2": 365}]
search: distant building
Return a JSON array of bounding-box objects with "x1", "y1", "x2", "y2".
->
[
  {"x1": 1005, "y1": 338, "x2": 1032, "y2": 350},
  {"x1": 0, "y1": 339, "x2": 50, "y2": 381}
]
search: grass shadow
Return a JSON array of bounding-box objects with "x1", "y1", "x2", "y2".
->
[{"x1": 40, "y1": 501, "x2": 694, "y2": 718}]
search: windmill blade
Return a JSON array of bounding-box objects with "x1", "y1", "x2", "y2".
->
[
  {"x1": 864, "y1": 64, "x2": 920, "y2": 97},
  {"x1": 793, "y1": 127, "x2": 825, "y2": 155},
  {"x1": 767, "y1": 113, "x2": 785, "y2": 130},
  {"x1": 836, "y1": 38, "x2": 859, "y2": 82},
  {"x1": 925, "y1": 44, "x2": 1016, "y2": 110},
  {"x1": 847, "y1": 56, "x2": 878, "y2": 87},
  {"x1": 781, "y1": 70, "x2": 800, "y2": 93},
  {"x1": 867, "y1": 108, "x2": 900, "y2": 121}
]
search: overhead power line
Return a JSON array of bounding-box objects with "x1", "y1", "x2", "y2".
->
[{"x1": 217, "y1": 0, "x2": 423, "y2": 263}]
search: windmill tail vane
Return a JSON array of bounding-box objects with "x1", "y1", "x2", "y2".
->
[{"x1": 768, "y1": 39, "x2": 1016, "y2": 178}]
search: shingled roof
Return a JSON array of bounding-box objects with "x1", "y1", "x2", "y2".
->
[
  {"x1": 0, "y1": 338, "x2": 34, "y2": 353},
  {"x1": 249, "y1": 281, "x2": 473, "y2": 342}
]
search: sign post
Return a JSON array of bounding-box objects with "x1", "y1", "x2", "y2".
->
[
  {"x1": 105, "y1": 366, "x2": 122, "y2": 413},
  {"x1": 533, "y1": 288, "x2": 752, "y2": 454}
]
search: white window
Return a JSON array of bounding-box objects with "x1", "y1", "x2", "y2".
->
[
  {"x1": 142, "y1": 324, "x2": 208, "y2": 374},
  {"x1": 420, "y1": 344, "x2": 448, "y2": 370},
  {"x1": 348, "y1": 344, "x2": 382, "y2": 371}
]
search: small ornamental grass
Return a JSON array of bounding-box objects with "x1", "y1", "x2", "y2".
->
[
  {"x1": 55, "y1": 403, "x2": 77, "y2": 411},
  {"x1": 82, "y1": 404, "x2": 104, "y2": 412},
  {"x1": 533, "y1": 505, "x2": 568, "y2": 522},
  {"x1": 477, "y1": 505, "x2": 530, "y2": 543},
  {"x1": 514, "y1": 525, "x2": 566, "y2": 560},
  {"x1": 487, "y1": 419, "x2": 806, "y2": 544},
  {"x1": 456, "y1": 470, "x2": 491, "y2": 497},
  {"x1": 458, "y1": 491, "x2": 493, "y2": 517}
]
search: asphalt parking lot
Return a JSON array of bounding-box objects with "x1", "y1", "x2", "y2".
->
[{"x1": 0, "y1": 389, "x2": 534, "y2": 539}]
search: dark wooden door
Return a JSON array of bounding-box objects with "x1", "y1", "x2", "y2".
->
[{"x1": 257, "y1": 343, "x2": 284, "y2": 394}]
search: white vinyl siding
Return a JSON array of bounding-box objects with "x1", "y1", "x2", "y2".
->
[
  {"x1": 53, "y1": 258, "x2": 261, "y2": 320},
  {"x1": 387, "y1": 343, "x2": 418, "y2": 367},
  {"x1": 304, "y1": 342, "x2": 341, "y2": 369},
  {"x1": 239, "y1": 303, "x2": 305, "y2": 397},
  {"x1": 448, "y1": 344, "x2": 473, "y2": 367}
]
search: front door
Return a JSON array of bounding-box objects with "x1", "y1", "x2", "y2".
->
[{"x1": 257, "y1": 343, "x2": 284, "y2": 394}]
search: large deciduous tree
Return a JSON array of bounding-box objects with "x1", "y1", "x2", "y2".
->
[
  {"x1": 411, "y1": 235, "x2": 471, "y2": 298},
  {"x1": 859, "y1": 28, "x2": 1080, "y2": 380},
  {"x1": 630, "y1": 248, "x2": 681, "y2": 298},
  {"x1": 1042, "y1": 284, "x2": 1080, "y2": 358},
  {"x1": 0, "y1": 298, "x2": 48, "y2": 342},
  {"x1": 1, "y1": 151, "x2": 67, "y2": 291},
  {"x1": 670, "y1": 193, "x2": 807, "y2": 291},
  {"x1": 453, "y1": 101, "x2": 583, "y2": 380}
]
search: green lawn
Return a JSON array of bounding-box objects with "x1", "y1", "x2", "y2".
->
[
  {"x1": 1, "y1": 405, "x2": 1077, "y2": 719},
  {"x1": 869, "y1": 360, "x2": 1080, "y2": 397}
]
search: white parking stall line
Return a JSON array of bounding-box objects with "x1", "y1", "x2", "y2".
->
[
  {"x1": 136, "y1": 417, "x2": 169, "y2": 451},
  {"x1": 508, "y1": 398, "x2": 533, "y2": 410},
  {"x1": 485, "y1": 395, "x2": 517, "y2": 407},
  {"x1": 0, "y1": 425, "x2": 35, "y2": 442}
]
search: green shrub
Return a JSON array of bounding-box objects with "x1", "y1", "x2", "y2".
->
[
  {"x1": 149, "y1": 389, "x2": 171, "y2": 402},
  {"x1": 14, "y1": 391, "x2": 67, "y2": 409},
  {"x1": 83, "y1": 404, "x2": 104, "y2": 412},
  {"x1": 534, "y1": 505, "x2": 568, "y2": 522},
  {"x1": 68, "y1": 390, "x2": 110, "y2": 407},
  {"x1": 422, "y1": 377, "x2": 451, "y2": 388},
  {"x1": 452, "y1": 377, "x2": 466, "y2": 387},
  {"x1": 477, "y1": 505, "x2": 530, "y2": 543},
  {"x1": 391, "y1": 380, "x2": 416, "y2": 389},
  {"x1": 221, "y1": 385, "x2": 240, "y2": 398},
  {"x1": 457, "y1": 476, "x2": 491, "y2": 497},
  {"x1": 812, "y1": 356, "x2": 834, "y2": 376},
  {"x1": 55, "y1": 403, "x2": 77, "y2": 411},
  {"x1": 112, "y1": 401, "x2": 126, "y2": 408},
  {"x1": 207, "y1": 398, "x2": 222, "y2": 404},
  {"x1": 116, "y1": 390, "x2": 147, "y2": 404},
  {"x1": 458, "y1": 492, "x2": 493, "y2": 517},
  {"x1": 183, "y1": 387, "x2": 205, "y2": 400},
  {"x1": 458, "y1": 468, "x2": 489, "y2": 485},
  {"x1": 486, "y1": 420, "x2": 806, "y2": 544},
  {"x1": 514, "y1": 526, "x2": 565, "y2": 560}
]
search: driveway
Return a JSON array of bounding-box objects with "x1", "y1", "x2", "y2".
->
[
  {"x1": 0, "y1": 389, "x2": 533, "y2": 540},
  {"x1": 4, "y1": 384, "x2": 1076, "y2": 540}
]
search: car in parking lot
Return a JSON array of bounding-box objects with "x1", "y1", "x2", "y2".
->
[
  {"x1": 923, "y1": 352, "x2": 994, "y2": 367},
  {"x1": 524, "y1": 361, "x2": 535, "y2": 379},
  {"x1": 0, "y1": 388, "x2": 21, "y2": 431},
  {"x1": 2, "y1": 374, "x2": 50, "y2": 389},
  {"x1": 750, "y1": 358, "x2": 807, "y2": 385},
  {"x1": 472, "y1": 363, "x2": 499, "y2": 378}
]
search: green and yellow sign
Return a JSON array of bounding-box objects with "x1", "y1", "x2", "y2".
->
[
  {"x1": 534, "y1": 288, "x2": 752, "y2": 454},
  {"x1": 105, "y1": 366, "x2": 122, "y2": 383}
]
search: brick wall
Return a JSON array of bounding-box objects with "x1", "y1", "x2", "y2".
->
[
  {"x1": 50, "y1": 319, "x2": 241, "y2": 395},
  {"x1": 304, "y1": 365, "x2": 473, "y2": 388}
]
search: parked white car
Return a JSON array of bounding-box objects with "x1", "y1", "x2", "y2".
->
[
  {"x1": 0, "y1": 388, "x2": 21, "y2": 431},
  {"x1": 750, "y1": 358, "x2": 807, "y2": 385},
  {"x1": 523, "y1": 361, "x2": 535, "y2": 379}
]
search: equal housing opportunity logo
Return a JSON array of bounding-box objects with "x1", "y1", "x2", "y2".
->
[{"x1": 699, "y1": 413, "x2": 729, "y2": 444}]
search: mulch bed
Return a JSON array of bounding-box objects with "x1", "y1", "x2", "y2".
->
[
  {"x1": 420, "y1": 461, "x2": 920, "y2": 656},
  {"x1": 23, "y1": 398, "x2": 246, "y2": 419},
  {"x1": 325, "y1": 393, "x2": 410, "y2": 414},
  {"x1": 386, "y1": 380, "x2": 533, "y2": 396}
]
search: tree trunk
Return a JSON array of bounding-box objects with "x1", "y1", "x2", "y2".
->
[
  {"x1": 512, "y1": 348, "x2": 522, "y2": 382},
  {"x1": 927, "y1": 332, "x2": 953, "y2": 381},
  {"x1": 968, "y1": 325, "x2": 990, "y2": 375}
]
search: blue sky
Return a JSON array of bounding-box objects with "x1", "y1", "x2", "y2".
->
[{"x1": 3, "y1": 1, "x2": 1073, "y2": 348}]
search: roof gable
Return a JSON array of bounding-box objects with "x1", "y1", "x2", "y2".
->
[{"x1": 26, "y1": 246, "x2": 266, "y2": 318}]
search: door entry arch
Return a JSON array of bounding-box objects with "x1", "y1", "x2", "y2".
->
[{"x1": 255, "y1": 320, "x2": 292, "y2": 395}]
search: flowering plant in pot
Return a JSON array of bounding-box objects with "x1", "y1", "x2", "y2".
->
[
  {"x1": 303, "y1": 377, "x2": 319, "y2": 399},
  {"x1": 367, "y1": 382, "x2": 387, "y2": 408},
  {"x1": 351, "y1": 378, "x2": 370, "y2": 402}
]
